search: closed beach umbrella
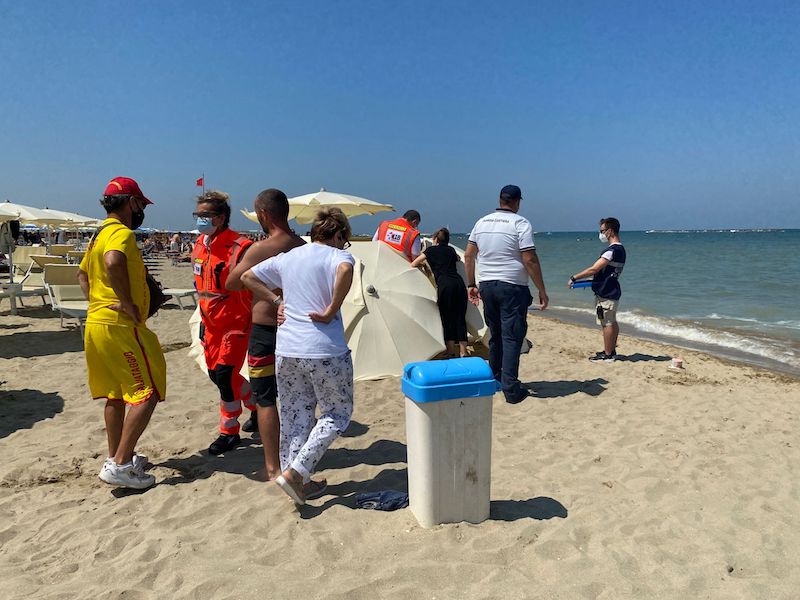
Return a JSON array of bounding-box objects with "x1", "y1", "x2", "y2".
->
[
  {"x1": 343, "y1": 241, "x2": 445, "y2": 381},
  {"x1": 241, "y1": 188, "x2": 394, "y2": 225}
]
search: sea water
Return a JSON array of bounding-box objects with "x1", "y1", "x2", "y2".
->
[{"x1": 451, "y1": 229, "x2": 800, "y2": 376}]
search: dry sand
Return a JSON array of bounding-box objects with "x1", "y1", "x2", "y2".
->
[{"x1": 1, "y1": 258, "x2": 799, "y2": 599}]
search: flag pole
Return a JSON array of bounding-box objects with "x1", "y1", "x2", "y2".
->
[{"x1": 202, "y1": 172, "x2": 205, "y2": 195}]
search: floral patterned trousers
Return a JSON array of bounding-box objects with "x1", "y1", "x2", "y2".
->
[{"x1": 276, "y1": 353, "x2": 354, "y2": 483}]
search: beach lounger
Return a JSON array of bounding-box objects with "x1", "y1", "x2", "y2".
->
[
  {"x1": 162, "y1": 288, "x2": 197, "y2": 310},
  {"x1": 47, "y1": 244, "x2": 73, "y2": 257},
  {"x1": 30, "y1": 254, "x2": 68, "y2": 270},
  {"x1": 43, "y1": 264, "x2": 88, "y2": 336},
  {"x1": 10, "y1": 246, "x2": 45, "y2": 276}
]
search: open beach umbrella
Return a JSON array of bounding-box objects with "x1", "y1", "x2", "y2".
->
[
  {"x1": 38, "y1": 207, "x2": 102, "y2": 227},
  {"x1": 343, "y1": 241, "x2": 445, "y2": 381},
  {"x1": 0, "y1": 201, "x2": 64, "y2": 226},
  {"x1": 241, "y1": 187, "x2": 394, "y2": 226},
  {"x1": 0, "y1": 203, "x2": 20, "y2": 223}
]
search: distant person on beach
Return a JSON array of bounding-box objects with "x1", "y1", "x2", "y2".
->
[
  {"x1": 410, "y1": 227, "x2": 469, "y2": 357},
  {"x1": 169, "y1": 233, "x2": 181, "y2": 253},
  {"x1": 191, "y1": 190, "x2": 256, "y2": 456},
  {"x1": 241, "y1": 208, "x2": 355, "y2": 505},
  {"x1": 373, "y1": 209, "x2": 422, "y2": 261},
  {"x1": 568, "y1": 217, "x2": 626, "y2": 361},
  {"x1": 465, "y1": 184, "x2": 549, "y2": 404},
  {"x1": 77, "y1": 176, "x2": 166, "y2": 489},
  {"x1": 226, "y1": 189, "x2": 305, "y2": 481}
]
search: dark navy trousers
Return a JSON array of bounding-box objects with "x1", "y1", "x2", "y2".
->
[{"x1": 479, "y1": 280, "x2": 533, "y2": 402}]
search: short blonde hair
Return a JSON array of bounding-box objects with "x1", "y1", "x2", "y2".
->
[
  {"x1": 196, "y1": 190, "x2": 231, "y2": 226},
  {"x1": 310, "y1": 207, "x2": 351, "y2": 242}
]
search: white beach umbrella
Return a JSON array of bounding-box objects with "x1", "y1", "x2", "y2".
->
[
  {"x1": 343, "y1": 241, "x2": 445, "y2": 381},
  {"x1": 0, "y1": 201, "x2": 64, "y2": 226},
  {"x1": 38, "y1": 207, "x2": 102, "y2": 227},
  {"x1": 0, "y1": 202, "x2": 19, "y2": 223},
  {"x1": 241, "y1": 187, "x2": 395, "y2": 226}
]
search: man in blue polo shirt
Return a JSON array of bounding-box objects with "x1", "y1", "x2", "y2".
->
[
  {"x1": 465, "y1": 185, "x2": 549, "y2": 404},
  {"x1": 568, "y1": 217, "x2": 626, "y2": 361}
]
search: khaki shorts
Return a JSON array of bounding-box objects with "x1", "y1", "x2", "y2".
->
[{"x1": 594, "y1": 296, "x2": 619, "y2": 327}]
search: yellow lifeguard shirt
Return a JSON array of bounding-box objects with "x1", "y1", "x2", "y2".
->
[{"x1": 79, "y1": 218, "x2": 149, "y2": 326}]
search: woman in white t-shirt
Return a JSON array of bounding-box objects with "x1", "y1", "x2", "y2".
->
[{"x1": 242, "y1": 208, "x2": 355, "y2": 505}]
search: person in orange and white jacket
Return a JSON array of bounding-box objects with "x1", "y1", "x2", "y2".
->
[
  {"x1": 372, "y1": 209, "x2": 422, "y2": 261},
  {"x1": 191, "y1": 190, "x2": 255, "y2": 456}
]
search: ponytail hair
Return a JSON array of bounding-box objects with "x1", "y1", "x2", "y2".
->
[{"x1": 310, "y1": 207, "x2": 351, "y2": 243}]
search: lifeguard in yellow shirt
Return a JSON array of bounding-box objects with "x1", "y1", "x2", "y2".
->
[{"x1": 78, "y1": 176, "x2": 166, "y2": 490}]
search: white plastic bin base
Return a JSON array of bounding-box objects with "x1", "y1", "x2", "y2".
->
[{"x1": 405, "y1": 395, "x2": 492, "y2": 527}]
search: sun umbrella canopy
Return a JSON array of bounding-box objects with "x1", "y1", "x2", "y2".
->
[
  {"x1": 242, "y1": 188, "x2": 394, "y2": 225},
  {"x1": 0, "y1": 203, "x2": 19, "y2": 223},
  {"x1": 0, "y1": 201, "x2": 101, "y2": 227},
  {"x1": 38, "y1": 207, "x2": 102, "y2": 227},
  {"x1": 343, "y1": 241, "x2": 445, "y2": 381},
  {"x1": 0, "y1": 201, "x2": 64, "y2": 226}
]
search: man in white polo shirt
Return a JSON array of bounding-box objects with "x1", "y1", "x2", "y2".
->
[{"x1": 464, "y1": 185, "x2": 549, "y2": 404}]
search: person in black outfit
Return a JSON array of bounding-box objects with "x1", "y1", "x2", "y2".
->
[{"x1": 410, "y1": 228, "x2": 469, "y2": 357}]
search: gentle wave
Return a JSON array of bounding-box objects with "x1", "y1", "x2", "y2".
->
[
  {"x1": 547, "y1": 305, "x2": 800, "y2": 370},
  {"x1": 697, "y1": 314, "x2": 800, "y2": 331},
  {"x1": 618, "y1": 311, "x2": 800, "y2": 369}
]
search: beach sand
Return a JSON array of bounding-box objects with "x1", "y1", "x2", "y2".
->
[{"x1": 1, "y1": 259, "x2": 799, "y2": 599}]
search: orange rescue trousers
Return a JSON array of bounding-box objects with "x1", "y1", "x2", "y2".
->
[{"x1": 204, "y1": 329, "x2": 253, "y2": 435}]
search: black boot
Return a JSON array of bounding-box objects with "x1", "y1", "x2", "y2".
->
[
  {"x1": 208, "y1": 434, "x2": 241, "y2": 456},
  {"x1": 241, "y1": 411, "x2": 259, "y2": 433}
]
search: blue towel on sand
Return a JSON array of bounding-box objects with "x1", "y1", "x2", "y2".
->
[{"x1": 356, "y1": 490, "x2": 409, "y2": 511}]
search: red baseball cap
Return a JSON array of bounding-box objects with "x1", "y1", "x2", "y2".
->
[{"x1": 103, "y1": 176, "x2": 153, "y2": 205}]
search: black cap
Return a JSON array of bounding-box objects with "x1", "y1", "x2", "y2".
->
[{"x1": 499, "y1": 184, "x2": 522, "y2": 201}]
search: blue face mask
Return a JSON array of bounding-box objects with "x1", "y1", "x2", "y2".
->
[{"x1": 196, "y1": 217, "x2": 217, "y2": 235}]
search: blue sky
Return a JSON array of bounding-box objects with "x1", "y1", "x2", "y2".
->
[{"x1": 1, "y1": 1, "x2": 798, "y2": 233}]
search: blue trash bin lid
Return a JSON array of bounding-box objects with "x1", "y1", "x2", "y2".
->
[{"x1": 402, "y1": 357, "x2": 498, "y2": 402}]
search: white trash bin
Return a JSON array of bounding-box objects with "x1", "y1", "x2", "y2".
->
[{"x1": 402, "y1": 357, "x2": 497, "y2": 527}]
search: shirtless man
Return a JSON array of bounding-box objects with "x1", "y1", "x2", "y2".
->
[{"x1": 226, "y1": 189, "x2": 305, "y2": 480}]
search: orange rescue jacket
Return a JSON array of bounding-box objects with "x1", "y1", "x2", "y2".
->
[
  {"x1": 192, "y1": 227, "x2": 253, "y2": 330},
  {"x1": 376, "y1": 217, "x2": 419, "y2": 260}
]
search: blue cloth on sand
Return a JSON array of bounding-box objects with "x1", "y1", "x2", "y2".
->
[{"x1": 356, "y1": 490, "x2": 409, "y2": 511}]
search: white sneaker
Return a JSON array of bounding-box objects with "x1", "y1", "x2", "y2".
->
[
  {"x1": 99, "y1": 461, "x2": 155, "y2": 489},
  {"x1": 100, "y1": 453, "x2": 148, "y2": 476},
  {"x1": 132, "y1": 453, "x2": 148, "y2": 474}
]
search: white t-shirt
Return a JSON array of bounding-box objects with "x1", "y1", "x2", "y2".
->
[
  {"x1": 250, "y1": 243, "x2": 355, "y2": 358},
  {"x1": 468, "y1": 208, "x2": 536, "y2": 286}
]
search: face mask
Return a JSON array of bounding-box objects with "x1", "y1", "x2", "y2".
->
[
  {"x1": 599, "y1": 232, "x2": 609, "y2": 244},
  {"x1": 196, "y1": 217, "x2": 217, "y2": 235},
  {"x1": 131, "y1": 210, "x2": 145, "y2": 230}
]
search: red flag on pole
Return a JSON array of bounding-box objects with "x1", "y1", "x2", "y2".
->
[{"x1": 196, "y1": 177, "x2": 204, "y2": 187}]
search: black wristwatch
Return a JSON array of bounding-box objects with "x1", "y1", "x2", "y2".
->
[
  {"x1": 569, "y1": 276, "x2": 576, "y2": 282},
  {"x1": 468, "y1": 283, "x2": 477, "y2": 288}
]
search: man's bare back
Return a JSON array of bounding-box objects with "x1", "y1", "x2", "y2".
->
[{"x1": 226, "y1": 231, "x2": 305, "y2": 325}]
